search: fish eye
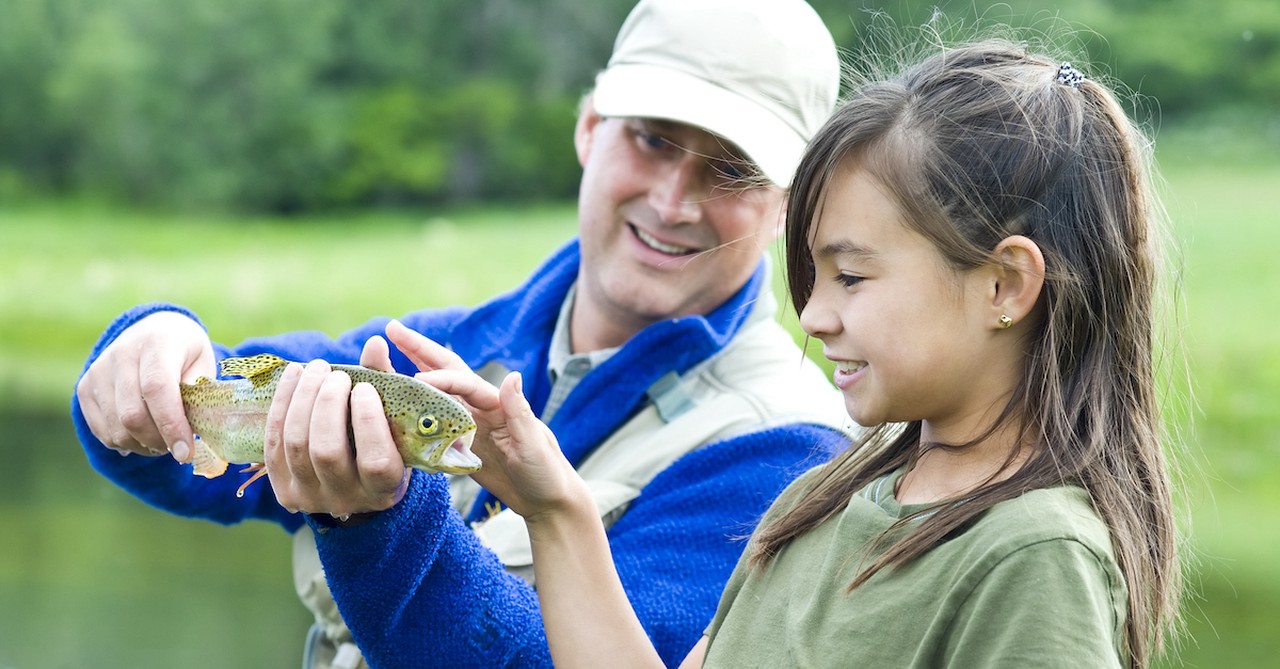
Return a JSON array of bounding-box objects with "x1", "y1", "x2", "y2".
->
[{"x1": 418, "y1": 414, "x2": 438, "y2": 435}]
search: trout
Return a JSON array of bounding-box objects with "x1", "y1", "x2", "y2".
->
[{"x1": 179, "y1": 354, "x2": 480, "y2": 497}]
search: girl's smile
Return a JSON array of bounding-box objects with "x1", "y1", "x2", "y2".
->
[{"x1": 830, "y1": 358, "x2": 868, "y2": 391}]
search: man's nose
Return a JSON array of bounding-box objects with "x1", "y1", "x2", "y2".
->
[{"x1": 649, "y1": 155, "x2": 704, "y2": 225}]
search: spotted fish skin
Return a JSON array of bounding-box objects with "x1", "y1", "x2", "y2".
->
[{"x1": 179, "y1": 354, "x2": 480, "y2": 483}]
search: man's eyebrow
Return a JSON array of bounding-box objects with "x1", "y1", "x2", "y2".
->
[{"x1": 814, "y1": 239, "x2": 879, "y2": 261}]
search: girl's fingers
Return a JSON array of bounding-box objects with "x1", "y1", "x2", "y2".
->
[
  {"x1": 498, "y1": 372, "x2": 541, "y2": 449},
  {"x1": 417, "y1": 369, "x2": 502, "y2": 412},
  {"x1": 359, "y1": 335, "x2": 394, "y2": 372},
  {"x1": 386, "y1": 319, "x2": 469, "y2": 373}
]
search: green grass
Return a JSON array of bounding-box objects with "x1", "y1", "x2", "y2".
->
[
  {"x1": 0, "y1": 201, "x2": 579, "y2": 409},
  {"x1": 2, "y1": 141, "x2": 1277, "y2": 666}
]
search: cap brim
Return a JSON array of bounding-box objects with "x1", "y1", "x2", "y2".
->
[{"x1": 593, "y1": 64, "x2": 805, "y2": 187}]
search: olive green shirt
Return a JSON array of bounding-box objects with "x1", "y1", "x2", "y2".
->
[{"x1": 704, "y1": 470, "x2": 1127, "y2": 668}]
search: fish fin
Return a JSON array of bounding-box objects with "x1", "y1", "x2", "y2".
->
[
  {"x1": 177, "y1": 376, "x2": 213, "y2": 394},
  {"x1": 219, "y1": 354, "x2": 289, "y2": 388},
  {"x1": 235, "y1": 464, "x2": 269, "y2": 498},
  {"x1": 190, "y1": 437, "x2": 229, "y2": 479}
]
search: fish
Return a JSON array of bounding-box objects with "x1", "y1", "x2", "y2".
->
[{"x1": 179, "y1": 354, "x2": 480, "y2": 497}]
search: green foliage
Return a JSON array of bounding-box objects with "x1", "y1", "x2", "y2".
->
[
  {"x1": 809, "y1": 0, "x2": 1280, "y2": 117},
  {"x1": 0, "y1": 0, "x2": 1276, "y2": 212},
  {"x1": 329, "y1": 84, "x2": 452, "y2": 204},
  {"x1": 0, "y1": 0, "x2": 612, "y2": 211},
  {"x1": 37, "y1": 0, "x2": 348, "y2": 210}
]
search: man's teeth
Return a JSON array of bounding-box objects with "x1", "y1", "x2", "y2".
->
[
  {"x1": 837, "y1": 361, "x2": 867, "y2": 373},
  {"x1": 634, "y1": 226, "x2": 695, "y2": 255}
]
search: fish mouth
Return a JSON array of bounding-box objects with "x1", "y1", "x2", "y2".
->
[{"x1": 424, "y1": 430, "x2": 482, "y2": 474}]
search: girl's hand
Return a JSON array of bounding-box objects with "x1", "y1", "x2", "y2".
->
[{"x1": 384, "y1": 321, "x2": 590, "y2": 520}]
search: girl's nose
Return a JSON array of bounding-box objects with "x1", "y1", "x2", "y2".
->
[{"x1": 799, "y1": 291, "x2": 840, "y2": 339}]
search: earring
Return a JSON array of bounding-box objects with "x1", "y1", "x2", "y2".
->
[{"x1": 998, "y1": 314, "x2": 1013, "y2": 329}]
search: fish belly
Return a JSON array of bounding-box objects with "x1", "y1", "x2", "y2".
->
[{"x1": 187, "y1": 400, "x2": 270, "y2": 465}]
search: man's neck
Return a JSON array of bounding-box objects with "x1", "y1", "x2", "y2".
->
[{"x1": 568, "y1": 298, "x2": 648, "y2": 354}]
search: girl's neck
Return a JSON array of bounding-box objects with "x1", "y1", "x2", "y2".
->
[{"x1": 895, "y1": 425, "x2": 1031, "y2": 505}]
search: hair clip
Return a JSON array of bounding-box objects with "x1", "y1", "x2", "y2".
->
[{"x1": 1055, "y1": 62, "x2": 1085, "y2": 89}]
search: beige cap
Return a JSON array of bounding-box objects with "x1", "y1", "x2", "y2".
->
[{"x1": 592, "y1": 0, "x2": 839, "y2": 187}]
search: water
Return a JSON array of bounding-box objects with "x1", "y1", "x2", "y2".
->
[{"x1": 0, "y1": 411, "x2": 311, "y2": 668}]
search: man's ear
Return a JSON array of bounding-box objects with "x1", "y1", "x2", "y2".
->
[
  {"x1": 574, "y1": 95, "x2": 603, "y2": 168},
  {"x1": 988, "y1": 235, "x2": 1046, "y2": 330}
]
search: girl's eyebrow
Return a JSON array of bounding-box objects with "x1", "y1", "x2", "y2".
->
[{"x1": 815, "y1": 239, "x2": 879, "y2": 262}]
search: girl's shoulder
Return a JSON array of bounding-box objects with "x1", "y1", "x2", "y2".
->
[{"x1": 968, "y1": 485, "x2": 1117, "y2": 565}]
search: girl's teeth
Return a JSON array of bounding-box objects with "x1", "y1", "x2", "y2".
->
[
  {"x1": 634, "y1": 227, "x2": 694, "y2": 255},
  {"x1": 837, "y1": 361, "x2": 866, "y2": 373}
]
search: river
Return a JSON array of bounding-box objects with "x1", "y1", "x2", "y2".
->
[{"x1": 0, "y1": 410, "x2": 310, "y2": 668}]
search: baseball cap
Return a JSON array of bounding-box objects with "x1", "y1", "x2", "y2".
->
[{"x1": 591, "y1": 0, "x2": 840, "y2": 187}]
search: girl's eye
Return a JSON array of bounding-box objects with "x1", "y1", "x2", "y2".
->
[
  {"x1": 418, "y1": 414, "x2": 438, "y2": 435},
  {"x1": 834, "y1": 273, "x2": 864, "y2": 288}
]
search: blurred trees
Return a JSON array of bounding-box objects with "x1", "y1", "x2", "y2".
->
[{"x1": 0, "y1": 0, "x2": 1274, "y2": 212}]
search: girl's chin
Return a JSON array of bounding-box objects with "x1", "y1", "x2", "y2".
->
[{"x1": 843, "y1": 400, "x2": 877, "y2": 428}]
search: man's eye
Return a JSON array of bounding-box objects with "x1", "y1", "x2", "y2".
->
[
  {"x1": 714, "y1": 160, "x2": 747, "y2": 181},
  {"x1": 636, "y1": 130, "x2": 671, "y2": 151}
]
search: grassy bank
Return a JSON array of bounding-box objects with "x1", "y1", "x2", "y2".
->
[{"x1": 0, "y1": 202, "x2": 579, "y2": 409}]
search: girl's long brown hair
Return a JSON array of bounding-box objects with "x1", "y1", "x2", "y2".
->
[{"x1": 754, "y1": 40, "x2": 1180, "y2": 667}]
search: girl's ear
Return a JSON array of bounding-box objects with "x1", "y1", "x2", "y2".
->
[
  {"x1": 574, "y1": 95, "x2": 603, "y2": 168},
  {"x1": 988, "y1": 235, "x2": 1046, "y2": 330}
]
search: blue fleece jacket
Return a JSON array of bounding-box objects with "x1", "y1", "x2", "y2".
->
[{"x1": 73, "y1": 239, "x2": 846, "y2": 668}]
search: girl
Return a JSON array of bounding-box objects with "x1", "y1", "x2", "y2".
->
[{"x1": 414, "y1": 39, "x2": 1180, "y2": 668}]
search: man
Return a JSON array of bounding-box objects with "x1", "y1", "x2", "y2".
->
[{"x1": 73, "y1": 0, "x2": 847, "y2": 666}]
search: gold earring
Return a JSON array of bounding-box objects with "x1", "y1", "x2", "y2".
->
[{"x1": 998, "y1": 314, "x2": 1013, "y2": 329}]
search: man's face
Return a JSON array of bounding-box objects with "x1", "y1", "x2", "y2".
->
[{"x1": 571, "y1": 104, "x2": 785, "y2": 350}]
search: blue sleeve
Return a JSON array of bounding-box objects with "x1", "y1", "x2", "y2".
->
[
  {"x1": 72, "y1": 302, "x2": 470, "y2": 532},
  {"x1": 311, "y1": 423, "x2": 846, "y2": 668},
  {"x1": 311, "y1": 473, "x2": 549, "y2": 668}
]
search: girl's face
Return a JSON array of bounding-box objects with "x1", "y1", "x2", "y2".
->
[{"x1": 799, "y1": 165, "x2": 1014, "y2": 442}]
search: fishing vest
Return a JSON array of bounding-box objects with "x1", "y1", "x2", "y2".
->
[{"x1": 294, "y1": 307, "x2": 850, "y2": 669}]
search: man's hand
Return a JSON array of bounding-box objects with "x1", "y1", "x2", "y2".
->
[
  {"x1": 262, "y1": 335, "x2": 408, "y2": 518},
  {"x1": 76, "y1": 311, "x2": 215, "y2": 462}
]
